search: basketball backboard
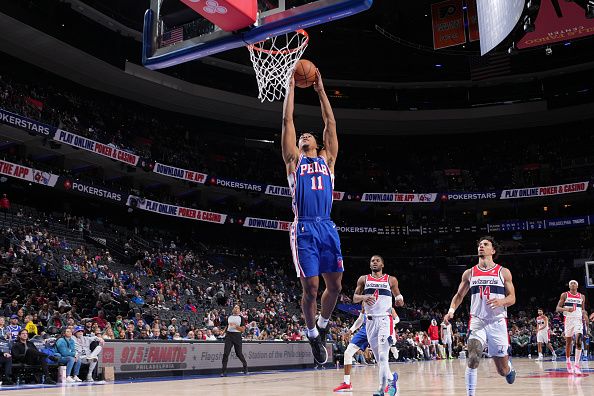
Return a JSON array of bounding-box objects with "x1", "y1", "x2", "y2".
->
[
  {"x1": 586, "y1": 261, "x2": 594, "y2": 288},
  {"x1": 143, "y1": 0, "x2": 373, "y2": 70}
]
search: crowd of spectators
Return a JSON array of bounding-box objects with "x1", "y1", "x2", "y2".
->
[
  {"x1": 2, "y1": 67, "x2": 594, "y2": 196},
  {"x1": 0, "y1": 203, "x2": 592, "y2": 386}
]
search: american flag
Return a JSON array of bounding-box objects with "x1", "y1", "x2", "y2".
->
[
  {"x1": 161, "y1": 26, "x2": 184, "y2": 47},
  {"x1": 469, "y1": 52, "x2": 512, "y2": 81}
]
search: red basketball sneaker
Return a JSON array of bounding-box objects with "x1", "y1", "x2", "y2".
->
[{"x1": 333, "y1": 382, "x2": 353, "y2": 392}]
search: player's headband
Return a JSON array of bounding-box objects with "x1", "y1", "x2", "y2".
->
[{"x1": 569, "y1": 280, "x2": 578, "y2": 286}]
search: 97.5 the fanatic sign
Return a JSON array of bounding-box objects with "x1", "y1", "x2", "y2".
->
[{"x1": 101, "y1": 341, "x2": 326, "y2": 374}]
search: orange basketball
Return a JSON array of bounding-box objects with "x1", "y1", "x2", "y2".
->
[{"x1": 294, "y1": 59, "x2": 317, "y2": 88}]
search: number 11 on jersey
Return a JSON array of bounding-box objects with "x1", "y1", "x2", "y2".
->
[{"x1": 311, "y1": 176, "x2": 324, "y2": 190}]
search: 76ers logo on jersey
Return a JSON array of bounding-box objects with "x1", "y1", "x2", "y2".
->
[{"x1": 337, "y1": 257, "x2": 343, "y2": 269}]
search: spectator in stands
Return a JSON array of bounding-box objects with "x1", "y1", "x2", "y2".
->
[
  {"x1": 138, "y1": 328, "x2": 150, "y2": 340},
  {"x1": 4, "y1": 300, "x2": 19, "y2": 317},
  {"x1": 130, "y1": 290, "x2": 145, "y2": 306},
  {"x1": 73, "y1": 326, "x2": 103, "y2": 382},
  {"x1": 24, "y1": 315, "x2": 38, "y2": 336},
  {"x1": 158, "y1": 329, "x2": 168, "y2": 340},
  {"x1": 7, "y1": 315, "x2": 21, "y2": 341},
  {"x1": 0, "y1": 317, "x2": 7, "y2": 341},
  {"x1": 11, "y1": 329, "x2": 56, "y2": 384},
  {"x1": 124, "y1": 322, "x2": 139, "y2": 340},
  {"x1": 92, "y1": 311, "x2": 108, "y2": 330},
  {"x1": 0, "y1": 339, "x2": 14, "y2": 386},
  {"x1": 0, "y1": 194, "x2": 10, "y2": 220},
  {"x1": 102, "y1": 327, "x2": 115, "y2": 340},
  {"x1": 56, "y1": 328, "x2": 82, "y2": 383},
  {"x1": 184, "y1": 299, "x2": 197, "y2": 313}
]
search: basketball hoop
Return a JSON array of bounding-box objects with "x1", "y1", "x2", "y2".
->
[{"x1": 248, "y1": 30, "x2": 309, "y2": 102}]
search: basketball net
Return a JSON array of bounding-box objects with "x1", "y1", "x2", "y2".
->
[{"x1": 248, "y1": 30, "x2": 309, "y2": 102}]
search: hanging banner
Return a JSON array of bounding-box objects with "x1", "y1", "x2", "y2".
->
[
  {"x1": 440, "y1": 192, "x2": 498, "y2": 201},
  {"x1": 127, "y1": 196, "x2": 227, "y2": 224},
  {"x1": 59, "y1": 178, "x2": 126, "y2": 204},
  {"x1": 0, "y1": 108, "x2": 55, "y2": 136},
  {"x1": 500, "y1": 181, "x2": 589, "y2": 199},
  {"x1": 265, "y1": 185, "x2": 292, "y2": 198},
  {"x1": 467, "y1": 0, "x2": 480, "y2": 42},
  {"x1": 54, "y1": 129, "x2": 140, "y2": 166},
  {"x1": 432, "y1": 0, "x2": 467, "y2": 49},
  {"x1": 518, "y1": 0, "x2": 594, "y2": 49},
  {"x1": 545, "y1": 216, "x2": 591, "y2": 229},
  {"x1": 152, "y1": 162, "x2": 207, "y2": 184},
  {"x1": 208, "y1": 176, "x2": 265, "y2": 193},
  {"x1": 360, "y1": 193, "x2": 437, "y2": 203},
  {"x1": 0, "y1": 160, "x2": 58, "y2": 187},
  {"x1": 243, "y1": 217, "x2": 291, "y2": 231}
]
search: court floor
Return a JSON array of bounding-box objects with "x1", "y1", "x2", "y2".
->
[{"x1": 0, "y1": 358, "x2": 592, "y2": 395}]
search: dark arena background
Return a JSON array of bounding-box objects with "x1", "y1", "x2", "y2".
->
[{"x1": 0, "y1": 0, "x2": 593, "y2": 395}]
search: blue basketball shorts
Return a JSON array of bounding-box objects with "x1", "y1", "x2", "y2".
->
[
  {"x1": 350, "y1": 325, "x2": 369, "y2": 351},
  {"x1": 289, "y1": 218, "x2": 344, "y2": 278}
]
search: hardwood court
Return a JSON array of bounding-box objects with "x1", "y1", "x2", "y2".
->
[{"x1": 1, "y1": 359, "x2": 592, "y2": 395}]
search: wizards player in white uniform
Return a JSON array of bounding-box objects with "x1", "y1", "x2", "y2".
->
[
  {"x1": 535, "y1": 308, "x2": 556, "y2": 361},
  {"x1": 353, "y1": 255, "x2": 403, "y2": 396},
  {"x1": 444, "y1": 237, "x2": 517, "y2": 396},
  {"x1": 282, "y1": 69, "x2": 343, "y2": 365},
  {"x1": 333, "y1": 307, "x2": 400, "y2": 392},
  {"x1": 556, "y1": 280, "x2": 590, "y2": 374}
]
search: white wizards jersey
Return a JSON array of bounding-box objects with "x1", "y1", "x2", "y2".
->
[
  {"x1": 536, "y1": 316, "x2": 548, "y2": 332},
  {"x1": 469, "y1": 264, "x2": 507, "y2": 320},
  {"x1": 563, "y1": 292, "x2": 583, "y2": 319},
  {"x1": 364, "y1": 274, "x2": 392, "y2": 316}
]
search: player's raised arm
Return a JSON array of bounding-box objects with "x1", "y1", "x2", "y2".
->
[
  {"x1": 444, "y1": 269, "x2": 471, "y2": 322},
  {"x1": 389, "y1": 276, "x2": 404, "y2": 307},
  {"x1": 282, "y1": 75, "x2": 299, "y2": 173},
  {"x1": 556, "y1": 292, "x2": 570, "y2": 313},
  {"x1": 313, "y1": 70, "x2": 338, "y2": 171},
  {"x1": 487, "y1": 267, "x2": 516, "y2": 308}
]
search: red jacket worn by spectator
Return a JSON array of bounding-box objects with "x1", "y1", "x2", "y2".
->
[
  {"x1": 0, "y1": 195, "x2": 10, "y2": 209},
  {"x1": 428, "y1": 323, "x2": 439, "y2": 341}
]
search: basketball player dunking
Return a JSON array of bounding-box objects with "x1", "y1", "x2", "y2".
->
[
  {"x1": 352, "y1": 255, "x2": 404, "y2": 396},
  {"x1": 555, "y1": 280, "x2": 590, "y2": 374},
  {"x1": 444, "y1": 237, "x2": 516, "y2": 396},
  {"x1": 282, "y1": 70, "x2": 343, "y2": 364},
  {"x1": 535, "y1": 308, "x2": 556, "y2": 361}
]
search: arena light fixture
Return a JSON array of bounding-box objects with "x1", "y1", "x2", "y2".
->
[
  {"x1": 587, "y1": 0, "x2": 594, "y2": 18},
  {"x1": 527, "y1": 0, "x2": 541, "y2": 12},
  {"x1": 523, "y1": 15, "x2": 535, "y2": 33}
]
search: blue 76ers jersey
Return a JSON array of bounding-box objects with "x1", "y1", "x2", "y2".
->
[{"x1": 288, "y1": 154, "x2": 334, "y2": 219}]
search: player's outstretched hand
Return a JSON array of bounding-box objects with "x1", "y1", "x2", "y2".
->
[
  {"x1": 364, "y1": 295, "x2": 376, "y2": 306},
  {"x1": 443, "y1": 312, "x2": 453, "y2": 323},
  {"x1": 313, "y1": 69, "x2": 324, "y2": 93},
  {"x1": 487, "y1": 297, "x2": 506, "y2": 308}
]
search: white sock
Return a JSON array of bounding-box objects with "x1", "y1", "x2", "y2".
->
[
  {"x1": 317, "y1": 316, "x2": 329, "y2": 329},
  {"x1": 508, "y1": 359, "x2": 513, "y2": 372},
  {"x1": 575, "y1": 349, "x2": 582, "y2": 366},
  {"x1": 344, "y1": 375, "x2": 350, "y2": 385},
  {"x1": 465, "y1": 367, "x2": 477, "y2": 396},
  {"x1": 306, "y1": 327, "x2": 319, "y2": 339}
]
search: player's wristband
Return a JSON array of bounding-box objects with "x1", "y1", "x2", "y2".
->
[
  {"x1": 448, "y1": 308, "x2": 455, "y2": 315},
  {"x1": 394, "y1": 294, "x2": 404, "y2": 302}
]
